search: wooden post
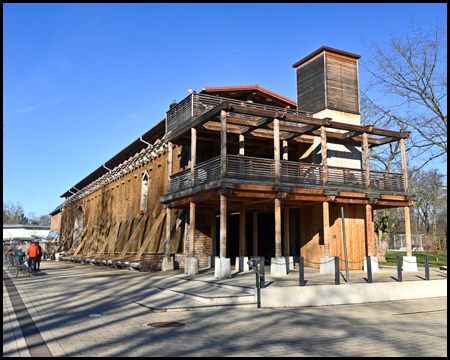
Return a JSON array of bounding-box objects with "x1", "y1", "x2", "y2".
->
[
  {"x1": 253, "y1": 212, "x2": 258, "y2": 255},
  {"x1": 165, "y1": 206, "x2": 171, "y2": 256},
  {"x1": 168, "y1": 142, "x2": 173, "y2": 188},
  {"x1": 220, "y1": 195, "x2": 227, "y2": 258},
  {"x1": 239, "y1": 206, "x2": 246, "y2": 256},
  {"x1": 405, "y1": 206, "x2": 412, "y2": 257},
  {"x1": 189, "y1": 202, "x2": 195, "y2": 257},
  {"x1": 211, "y1": 211, "x2": 217, "y2": 259},
  {"x1": 323, "y1": 201, "x2": 330, "y2": 257},
  {"x1": 363, "y1": 133, "x2": 370, "y2": 189},
  {"x1": 275, "y1": 198, "x2": 282, "y2": 257},
  {"x1": 239, "y1": 134, "x2": 245, "y2": 156},
  {"x1": 191, "y1": 128, "x2": 197, "y2": 186},
  {"x1": 221, "y1": 110, "x2": 227, "y2": 178},
  {"x1": 321, "y1": 126, "x2": 328, "y2": 185},
  {"x1": 283, "y1": 207, "x2": 290, "y2": 256},
  {"x1": 282, "y1": 140, "x2": 288, "y2": 160},
  {"x1": 366, "y1": 204, "x2": 374, "y2": 256},
  {"x1": 274, "y1": 118, "x2": 280, "y2": 182},
  {"x1": 400, "y1": 138, "x2": 408, "y2": 192}
]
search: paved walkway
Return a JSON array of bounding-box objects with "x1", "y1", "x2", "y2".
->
[{"x1": 3, "y1": 261, "x2": 447, "y2": 357}]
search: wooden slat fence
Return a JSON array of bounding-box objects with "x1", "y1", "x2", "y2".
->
[
  {"x1": 370, "y1": 171, "x2": 404, "y2": 192},
  {"x1": 328, "y1": 166, "x2": 366, "y2": 189},
  {"x1": 193, "y1": 156, "x2": 221, "y2": 186},
  {"x1": 281, "y1": 161, "x2": 323, "y2": 185}
]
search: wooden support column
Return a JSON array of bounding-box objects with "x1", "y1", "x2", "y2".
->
[
  {"x1": 211, "y1": 211, "x2": 217, "y2": 259},
  {"x1": 366, "y1": 204, "x2": 374, "y2": 256},
  {"x1": 253, "y1": 212, "x2": 258, "y2": 255},
  {"x1": 323, "y1": 201, "x2": 330, "y2": 257},
  {"x1": 274, "y1": 118, "x2": 280, "y2": 182},
  {"x1": 321, "y1": 126, "x2": 328, "y2": 185},
  {"x1": 275, "y1": 198, "x2": 282, "y2": 257},
  {"x1": 168, "y1": 142, "x2": 173, "y2": 190},
  {"x1": 165, "y1": 206, "x2": 171, "y2": 256},
  {"x1": 191, "y1": 128, "x2": 197, "y2": 186},
  {"x1": 221, "y1": 110, "x2": 227, "y2": 178},
  {"x1": 189, "y1": 202, "x2": 195, "y2": 257},
  {"x1": 363, "y1": 133, "x2": 370, "y2": 189},
  {"x1": 220, "y1": 195, "x2": 227, "y2": 258},
  {"x1": 282, "y1": 140, "x2": 288, "y2": 160},
  {"x1": 400, "y1": 138, "x2": 408, "y2": 192},
  {"x1": 239, "y1": 134, "x2": 245, "y2": 156},
  {"x1": 283, "y1": 208, "x2": 290, "y2": 256},
  {"x1": 405, "y1": 206, "x2": 412, "y2": 257},
  {"x1": 239, "y1": 206, "x2": 246, "y2": 256}
]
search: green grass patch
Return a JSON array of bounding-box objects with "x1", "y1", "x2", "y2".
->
[{"x1": 382, "y1": 251, "x2": 447, "y2": 268}]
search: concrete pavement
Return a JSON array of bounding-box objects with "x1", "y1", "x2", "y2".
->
[{"x1": 3, "y1": 261, "x2": 447, "y2": 357}]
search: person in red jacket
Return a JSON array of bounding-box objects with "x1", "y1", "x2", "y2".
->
[{"x1": 27, "y1": 242, "x2": 40, "y2": 270}]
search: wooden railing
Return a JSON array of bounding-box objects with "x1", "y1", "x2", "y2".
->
[
  {"x1": 166, "y1": 94, "x2": 311, "y2": 135},
  {"x1": 370, "y1": 170, "x2": 404, "y2": 192},
  {"x1": 193, "y1": 156, "x2": 221, "y2": 186},
  {"x1": 328, "y1": 166, "x2": 366, "y2": 189},
  {"x1": 168, "y1": 155, "x2": 405, "y2": 193},
  {"x1": 281, "y1": 160, "x2": 323, "y2": 185},
  {"x1": 227, "y1": 155, "x2": 275, "y2": 181}
]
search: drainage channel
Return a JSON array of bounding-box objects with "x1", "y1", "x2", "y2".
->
[{"x1": 3, "y1": 270, "x2": 53, "y2": 357}]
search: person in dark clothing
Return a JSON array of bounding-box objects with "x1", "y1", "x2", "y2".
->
[
  {"x1": 36, "y1": 243, "x2": 43, "y2": 271},
  {"x1": 170, "y1": 100, "x2": 177, "y2": 108}
]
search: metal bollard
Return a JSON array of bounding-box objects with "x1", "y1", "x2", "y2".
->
[
  {"x1": 299, "y1": 256, "x2": 305, "y2": 287},
  {"x1": 367, "y1": 255, "x2": 372, "y2": 283},
  {"x1": 260, "y1": 256, "x2": 265, "y2": 289},
  {"x1": 254, "y1": 258, "x2": 261, "y2": 308},
  {"x1": 335, "y1": 256, "x2": 340, "y2": 285},
  {"x1": 397, "y1": 256, "x2": 402, "y2": 282},
  {"x1": 425, "y1": 255, "x2": 430, "y2": 281}
]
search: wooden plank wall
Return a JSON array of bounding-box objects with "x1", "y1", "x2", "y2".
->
[
  {"x1": 299, "y1": 203, "x2": 367, "y2": 270},
  {"x1": 296, "y1": 52, "x2": 326, "y2": 114},
  {"x1": 325, "y1": 52, "x2": 359, "y2": 114}
]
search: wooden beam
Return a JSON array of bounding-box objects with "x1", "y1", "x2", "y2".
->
[
  {"x1": 283, "y1": 207, "x2": 289, "y2": 256},
  {"x1": 168, "y1": 190, "x2": 220, "y2": 208},
  {"x1": 340, "y1": 131, "x2": 359, "y2": 139},
  {"x1": 253, "y1": 212, "x2": 258, "y2": 255},
  {"x1": 363, "y1": 133, "x2": 370, "y2": 189},
  {"x1": 96, "y1": 213, "x2": 134, "y2": 258},
  {"x1": 220, "y1": 195, "x2": 227, "y2": 258},
  {"x1": 400, "y1": 138, "x2": 408, "y2": 192},
  {"x1": 189, "y1": 202, "x2": 195, "y2": 257},
  {"x1": 275, "y1": 198, "x2": 282, "y2": 258},
  {"x1": 366, "y1": 204, "x2": 374, "y2": 257},
  {"x1": 191, "y1": 128, "x2": 197, "y2": 185},
  {"x1": 118, "y1": 212, "x2": 150, "y2": 258},
  {"x1": 239, "y1": 206, "x2": 246, "y2": 256},
  {"x1": 221, "y1": 110, "x2": 227, "y2": 178},
  {"x1": 274, "y1": 118, "x2": 280, "y2": 182},
  {"x1": 405, "y1": 206, "x2": 412, "y2": 257},
  {"x1": 165, "y1": 207, "x2": 172, "y2": 256},
  {"x1": 321, "y1": 126, "x2": 328, "y2": 185},
  {"x1": 329, "y1": 121, "x2": 409, "y2": 139},
  {"x1": 134, "y1": 209, "x2": 167, "y2": 260},
  {"x1": 338, "y1": 191, "x2": 367, "y2": 198},
  {"x1": 323, "y1": 201, "x2": 330, "y2": 257},
  {"x1": 239, "y1": 134, "x2": 245, "y2": 156}
]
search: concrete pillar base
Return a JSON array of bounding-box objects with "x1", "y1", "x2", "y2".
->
[
  {"x1": 320, "y1": 256, "x2": 335, "y2": 274},
  {"x1": 235, "y1": 256, "x2": 249, "y2": 272},
  {"x1": 184, "y1": 256, "x2": 199, "y2": 276},
  {"x1": 161, "y1": 256, "x2": 174, "y2": 271},
  {"x1": 403, "y1": 256, "x2": 418, "y2": 272},
  {"x1": 285, "y1": 256, "x2": 294, "y2": 270},
  {"x1": 271, "y1": 257, "x2": 287, "y2": 276},
  {"x1": 215, "y1": 257, "x2": 231, "y2": 279},
  {"x1": 364, "y1": 256, "x2": 379, "y2": 273}
]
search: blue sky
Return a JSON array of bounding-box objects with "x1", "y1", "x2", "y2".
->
[{"x1": 3, "y1": 3, "x2": 447, "y2": 216}]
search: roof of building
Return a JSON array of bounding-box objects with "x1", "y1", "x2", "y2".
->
[
  {"x1": 3, "y1": 224, "x2": 51, "y2": 230},
  {"x1": 60, "y1": 118, "x2": 166, "y2": 198},
  {"x1": 292, "y1": 46, "x2": 361, "y2": 68},
  {"x1": 201, "y1": 85, "x2": 297, "y2": 106}
]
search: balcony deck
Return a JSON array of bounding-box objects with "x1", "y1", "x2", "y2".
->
[{"x1": 165, "y1": 155, "x2": 405, "y2": 199}]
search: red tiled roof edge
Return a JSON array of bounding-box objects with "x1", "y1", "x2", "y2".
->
[{"x1": 202, "y1": 85, "x2": 296, "y2": 106}]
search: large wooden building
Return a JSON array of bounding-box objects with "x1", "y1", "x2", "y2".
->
[{"x1": 55, "y1": 46, "x2": 417, "y2": 277}]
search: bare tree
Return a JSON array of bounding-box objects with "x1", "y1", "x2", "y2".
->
[
  {"x1": 3, "y1": 201, "x2": 25, "y2": 224},
  {"x1": 361, "y1": 18, "x2": 447, "y2": 170}
]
